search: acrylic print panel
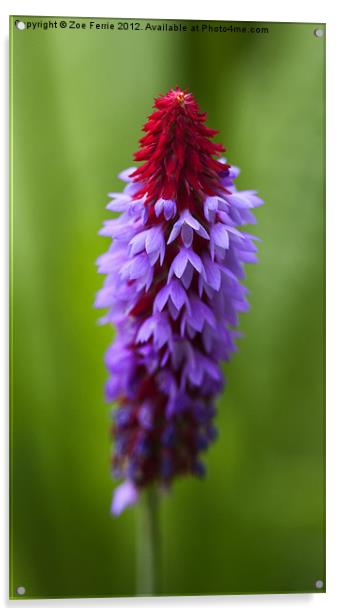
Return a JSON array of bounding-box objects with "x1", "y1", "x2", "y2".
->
[{"x1": 10, "y1": 16, "x2": 325, "y2": 599}]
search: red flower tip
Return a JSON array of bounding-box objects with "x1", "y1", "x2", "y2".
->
[{"x1": 131, "y1": 88, "x2": 230, "y2": 213}]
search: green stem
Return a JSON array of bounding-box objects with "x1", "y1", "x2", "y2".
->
[{"x1": 136, "y1": 484, "x2": 161, "y2": 595}]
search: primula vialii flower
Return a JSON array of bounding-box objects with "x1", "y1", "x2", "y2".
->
[{"x1": 95, "y1": 88, "x2": 262, "y2": 515}]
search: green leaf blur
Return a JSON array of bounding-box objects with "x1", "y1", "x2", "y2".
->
[{"x1": 10, "y1": 17, "x2": 325, "y2": 598}]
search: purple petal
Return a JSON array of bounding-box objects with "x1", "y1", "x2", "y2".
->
[
  {"x1": 201, "y1": 356, "x2": 222, "y2": 381},
  {"x1": 121, "y1": 254, "x2": 150, "y2": 279},
  {"x1": 154, "y1": 199, "x2": 164, "y2": 217},
  {"x1": 154, "y1": 285, "x2": 171, "y2": 312},
  {"x1": 153, "y1": 314, "x2": 172, "y2": 349},
  {"x1": 107, "y1": 193, "x2": 131, "y2": 212},
  {"x1": 202, "y1": 255, "x2": 221, "y2": 291},
  {"x1": 129, "y1": 230, "x2": 147, "y2": 256},
  {"x1": 101, "y1": 219, "x2": 135, "y2": 241},
  {"x1": 145, "y1": 226, "x2": 164, "y2": 254},
  {"x1": 124, "y1": 182, "x2": 143, "y2": 197},
  {"x1": 169, "y1": 280, "x2": 188, "y2": 311},
  {"x1": 167, "y1": 220, "x2": 182, "y2": 244},
  {"x1": 238, "y1": 251, "x2": 258, "y2": 263},
  {"x1": 96, "y1": 253, "x2": 116, "y2": 275},
  {"x1": 168, "y1": 299, "x2": 179, "y2": 320},
  {"x1": 94, "y1": 286, "x2": 115, "y2": 309},
  {"x1": 229, "y1": 165, "x2": 240, "y2": 179},
  {"x1": 245, "y1": 194, "x2": 264, "y2": 208},
  {"x1": 181, "y1": 262, "x2": 194, "y2": 289},
  {"x1": 128, "y1": 198, "x2": 145, "y2": 217},
  {"x1": 118, "y1": 167, "x2": 137, "y2": 183},
  {"x1": 188, "y1": 296, "x2": 205, "y2": 332},
  {"x1": 196, "y1": 225, "x2": 210, "y2": 240},
  {"x1": 136, "y1": 317, "x2": 155, "y2": 342},
  {"x1": 211, "y1": 223, "x2": 229, "y2": 249},
  {"x1": 182, "y1": 210, "x2": 209, "y2": 239},
  {"x1": 111, "y1": 481, "x2": 139, "y2": 516},
  {"x1": 217, "y1": 210, "x2": 235, "y2": 226},
  {"x1": 181, "y1": 210, "x2": 200, "y2": 230},
  {"x1": 164, "y1": 200, "x2": 177, "y2": 220},
  {"x1": 226, "y1": 193, "x2": 252, "y2": 209},
  {"x1": 170, "y1": 249, "x2": 189, "y2": 279},
  {"x1": 155, "y1": 198, "x2": 176, "y2": 220},
  {"x1": 186, "y1": 248, "x2": 204, "y2": 273},
  {"x1": 181, "y1": 224, "x2": 193, "y2": 247},
  {"x1": 204, "y1": 196, "x2": 219, "y2": 221}
]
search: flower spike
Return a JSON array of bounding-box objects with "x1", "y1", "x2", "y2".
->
[{"x1": 96, "y1": 88, "x2": 263, "y2": 514}]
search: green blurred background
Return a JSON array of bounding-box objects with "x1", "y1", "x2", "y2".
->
[{"x1": 10, "y1": 17, "x2": 325, "y2": 598}]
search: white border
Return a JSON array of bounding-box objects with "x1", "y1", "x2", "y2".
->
[{"x1": 1, "y1": 1, "x2": 339, "y2": 614}]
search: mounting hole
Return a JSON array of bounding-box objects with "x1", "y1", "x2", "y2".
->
[
  {"x1": 315, "y1": 580, "x2": 324, "y2": 589},
  {"x1": 314, "y1": 28, "x2": 324, "y2": 38},
  {"x1": 15, "y1": 21, "x2": 26, "y2": 30},
  {"x1": 16, "y1": 586, "x2": 26, "y2": 596}
]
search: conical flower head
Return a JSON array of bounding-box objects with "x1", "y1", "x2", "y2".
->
[
  {"x1": 96, "y1": 88, "x2": 263, "y2": 515},
  {"x1": 131, "y1": 87, "x2": 228, "y2": 209}
]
